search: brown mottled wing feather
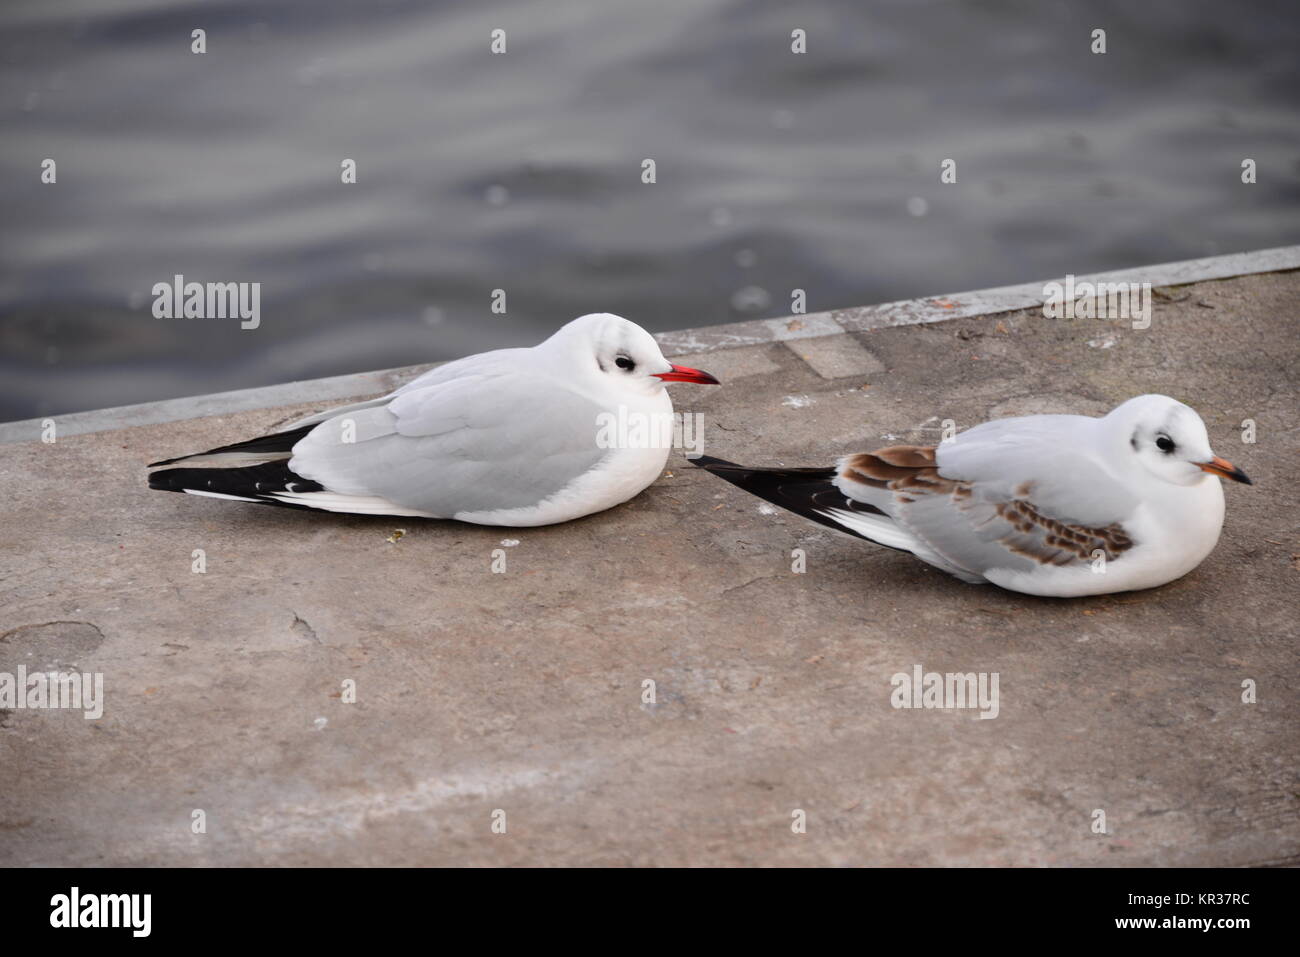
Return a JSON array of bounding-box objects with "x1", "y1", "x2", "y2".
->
[{"x1": 836, "y1": 445, "x2": 1135, "y2": 577}]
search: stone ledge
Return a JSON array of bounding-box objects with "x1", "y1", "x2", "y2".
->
[{"x1": 5, "y1": 244, "x2": 1296, "y2": 444}]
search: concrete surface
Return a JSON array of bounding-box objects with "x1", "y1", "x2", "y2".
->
[{"x1": 1, "y1": 268, "x2": 1297, "y2": 866}]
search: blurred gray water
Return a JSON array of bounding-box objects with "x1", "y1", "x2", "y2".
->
[{"x1": 2, "y1": 0, "x2": 1298, "y2": 420}]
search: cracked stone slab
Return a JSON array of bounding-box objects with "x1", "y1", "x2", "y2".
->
[
  {"x1": 0, "y1": 621, "x2": 106, "y2": 672},
  {"x1": 784, "y1": 334, "x2": 886, "y2": 380},
  {"x1": 761, "y1": 313, "x2": 843, "y2": 341}
]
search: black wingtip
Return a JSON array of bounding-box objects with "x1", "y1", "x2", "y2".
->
[
  {"x1": 690, "y1": 454, "x2": 838, "y2": 481},
  {"x1": 688, "y1": 454, "x2": 741, "y2": 471},
  {"x1": 688, "y1": 453, "x2": 887, "y2": 542},
  {"x1": 147, "y1": 470, "x2": 177, "y2": 492},
  {"x1": 145, "y1": 424, "x2": 317, "y2": 470},
  {"x1": 146, "y1": 461, "x2": 324, "y2": 507},
  {"x1": 147, "y1": 467, "x2": 222, "y2": 493}
]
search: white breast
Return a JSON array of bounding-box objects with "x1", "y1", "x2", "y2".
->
[
  {"x1": 1117, "y1": 474, "x2": 1226, "y2": 588},
  {"x1": 986, "y1": 475, "x2": 1226, "y2": 596}
]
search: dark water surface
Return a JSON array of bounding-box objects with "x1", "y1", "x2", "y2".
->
[{"x1": 2, "y1": 0, "x2": 1298, "y2": 420}]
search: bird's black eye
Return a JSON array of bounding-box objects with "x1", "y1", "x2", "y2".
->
[
  {"x1": 614, "y1": 356, "x2": 635, "y2": 371},
  {"x1": 1155, "y1": 435, "x2": 1175, "y2": 453}
]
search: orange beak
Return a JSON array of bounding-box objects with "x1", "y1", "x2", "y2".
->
[
  {"x1": 1197, "y1": 456, "x2": 1252, "y2": 485},
  {"x1": 653, "y1": 363, "x2": 720, "y2": 385}
]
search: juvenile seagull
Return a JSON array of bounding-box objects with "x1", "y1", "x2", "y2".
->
[
  {"x1": 694, "y1": 395, "x2": 1251, "y2": 597},
  {"x1": 148, "y1": 314, "x2": 718, "y2": 526}
]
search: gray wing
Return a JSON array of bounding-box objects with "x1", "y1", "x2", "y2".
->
[
  {"x1": 286, "y1": 371, "x2": 610, "y2": 517},
  {"x1": 935, "y1": 414, "x2": 1138, "y2": 526}
]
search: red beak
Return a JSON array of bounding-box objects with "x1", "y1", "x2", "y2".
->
[{"x1": 653, "y1": 363, "x2": 720, "y2": 385}]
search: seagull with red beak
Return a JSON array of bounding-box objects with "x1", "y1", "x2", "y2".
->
[{"x1": 148, "y1": 313, "x2": 719, "y2": 526}]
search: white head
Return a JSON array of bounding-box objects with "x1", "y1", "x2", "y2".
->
[
  {"x1": 540, "y1": 313, "x2": 719, "y2": 395},
  {"x1": 1104, "y1": 394, "x2": 1251, "y2": 487}
]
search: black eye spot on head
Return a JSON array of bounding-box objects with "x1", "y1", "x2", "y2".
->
[
  {"x1": 615, "y1": 355, "x2": 635, "y2": 371},
  {"x1": 1155, "y1": 434, "x2": 1176, "y2": 453}
]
